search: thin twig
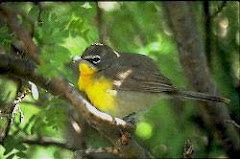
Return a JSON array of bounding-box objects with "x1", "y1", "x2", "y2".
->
[
  {"x1": 211, "y1": 1, "x2": 227, "y2": 18},
  {"x1": 183, "y1": 139, "x2": 194, "y2": 159},
  {"x1": 76, "y1": 147, "x2": 120, "y2": 157},
  {"x1": 203, "y1": 1, "x2": 212, "y2": 67},
  {"x1": 23, "y1": 136, "x2": 77, "y2": 151},
  {"x1": 35, "y1": 2, "x2": 43, "y2": 26},
  {"x1": 24, "y1": 137, "x2": 119, "y2": 157},
  {"x1": 95, "y1": 2, "x2": 106, "y2": 43},
  {"x1": 225, "y1": 120, "x2": 240, "y2": 129},
  {"x1": 1, "y1": 88, "x2": 30, "y2": 144}
]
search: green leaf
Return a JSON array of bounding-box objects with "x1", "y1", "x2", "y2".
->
[
  {"x1": 15, "y1": 144, "x2": 27, "y2": 151},
  {"x1": 37, "y1": 64, "x2": 57, "y2": 78},
  {"x1": 0, "y1": 25, "x2": 12, "y2": 52},
  {"x1": 28, "y1": 5, "x2": 39, "y2": 22},
  {"x1": 44, "y1": 104, "x2": 66, "y2": 130},
  {"x1": 52, "y1": 45, "x2": 71, "y2": 63},
  {"x1": 38, "y1": 44, "x2": 71, "y2": 78},
  {"x1": 3, "y1": 136, "x2": 15, "y2": 155},
  {"x1": 16, "y1": 151, "x2": 27, "y2": 158},
  {"x1": 3, "y1": 147, "x2": 13, "y2": 156},
  {"x1": 6, "y1": 154, "x2": 15, "y2": 159},
  {"x1": 30, "y1": 115, "x2": 46, "y2": 134}
]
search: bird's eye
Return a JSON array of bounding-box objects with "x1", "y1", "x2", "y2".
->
[{"x1": 91, "y1": 55, "x2": 101, "y2": 64}]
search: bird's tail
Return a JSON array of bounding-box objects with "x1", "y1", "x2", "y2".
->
[{"x1": 174, "y1": 90, "x2": 230, "y2": 104}]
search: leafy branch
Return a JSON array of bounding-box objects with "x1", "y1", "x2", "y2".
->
[
  {"x1": 0, "y1": 4, "x2": 153, "y2": 158},
  {"x1": 0, "y1": 51, "x2": 153, "y2": 158},
  {"x1": 0, "y1": 5, "x2": 40, "y2": 64}
]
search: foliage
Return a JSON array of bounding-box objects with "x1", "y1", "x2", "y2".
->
[{"x1": 0, "y1": 2, "x2": 239, "y2": 158}]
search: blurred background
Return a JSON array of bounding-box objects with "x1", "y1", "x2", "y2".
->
[{"x1": 0, "y1": 2, "x2": 239, "y2": 158}]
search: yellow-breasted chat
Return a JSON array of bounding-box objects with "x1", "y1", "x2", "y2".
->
[{"x1": 77, "y1": 43, "x2": 229, "y2": 118}]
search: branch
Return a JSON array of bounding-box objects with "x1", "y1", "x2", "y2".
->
[
  {"x1": 95, "y1": 2, "x2": 105, "y2": 43},
  {"x1": 95, "y1": 2, "x2": 108, "y2": 44},
  {"x1": 0, "y1": 5, "x2": 40, "y2": 64},
  {"x1": 203, "y1": 1, "x2": 212, "y2": 67},
  {"x1": 76, "y1": 147, "x2": 120, "y2": 158},
  {"x1": 23, "y1": 137, "x2": 120, "y2": 157},
  {"x1": 0, "y1": 54, "x2": 153, "y2": 158},
  {"x1": 23, "y1": 136, "x2": 77, "y2": 151},
  {"x1": 225, "y1": 120, "x2": 240, "y2": 129},
  {"x1": 183, "y1": 139, "x2": 194, "y2": 159},
  {"x1": 1, "y1": 87, "x2": 30, "y2": 143},
  {"x1": 35, "y1": 2, "x2": 43, "y2": 25},
  {"x1": 163, "y1": 2, "x2": 240, "y2": 157},
  {"x1": 211, "y1": 1, "x2": 227, "y2": 18}
]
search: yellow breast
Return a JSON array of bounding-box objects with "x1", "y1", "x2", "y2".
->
[{"x1": 78, "y1": 63, "x2": 116, "y2": 113}]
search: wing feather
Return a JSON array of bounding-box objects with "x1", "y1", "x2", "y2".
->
[{"x1": 102, "y1": 53, "x2": 176, "y2": 93}]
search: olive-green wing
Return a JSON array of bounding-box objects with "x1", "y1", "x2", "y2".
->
[
  {"x1": 103, "y1": 53, "x2": 176, "y2": 93},
  {"x1": 115, "y1": 69, "x2": 176, "y2": 93}
]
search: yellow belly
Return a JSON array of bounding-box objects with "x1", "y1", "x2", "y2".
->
[
  {"x1": 78, "y1": 63, "x2": 158, "y2": 117},
  {"x1": 78, "y1": 73, "x2": 117, "y2": 113}
]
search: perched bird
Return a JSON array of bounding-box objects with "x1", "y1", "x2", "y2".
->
[{"x1": 78, "y1": 43, "x2": 229, "y2": 118}]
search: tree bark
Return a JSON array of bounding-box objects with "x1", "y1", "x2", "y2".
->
[{"x1": 163, "y1": 1, "x2": 240, "y2": 157}]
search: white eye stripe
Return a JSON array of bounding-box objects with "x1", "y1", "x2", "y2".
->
[
  {"x1": 92, "y1": 55, "x2": 101, "y2": 64},
  {"x1": 92, "y1": 43, "x2": 104, "y2": 46},
  {"x1": 92, "y1": 55, "x2": 101, "y2": 59},
  {"x1": 113, "y1": 50, "x2": 120, "y2": 57},
  {"x1": 83, "y1": 55, "x2": 101, "y2": 64}
]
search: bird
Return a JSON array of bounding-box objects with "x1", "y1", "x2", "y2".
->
[{"x1": 77, "y1": 43, "x2": 230, "y2": 118}]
